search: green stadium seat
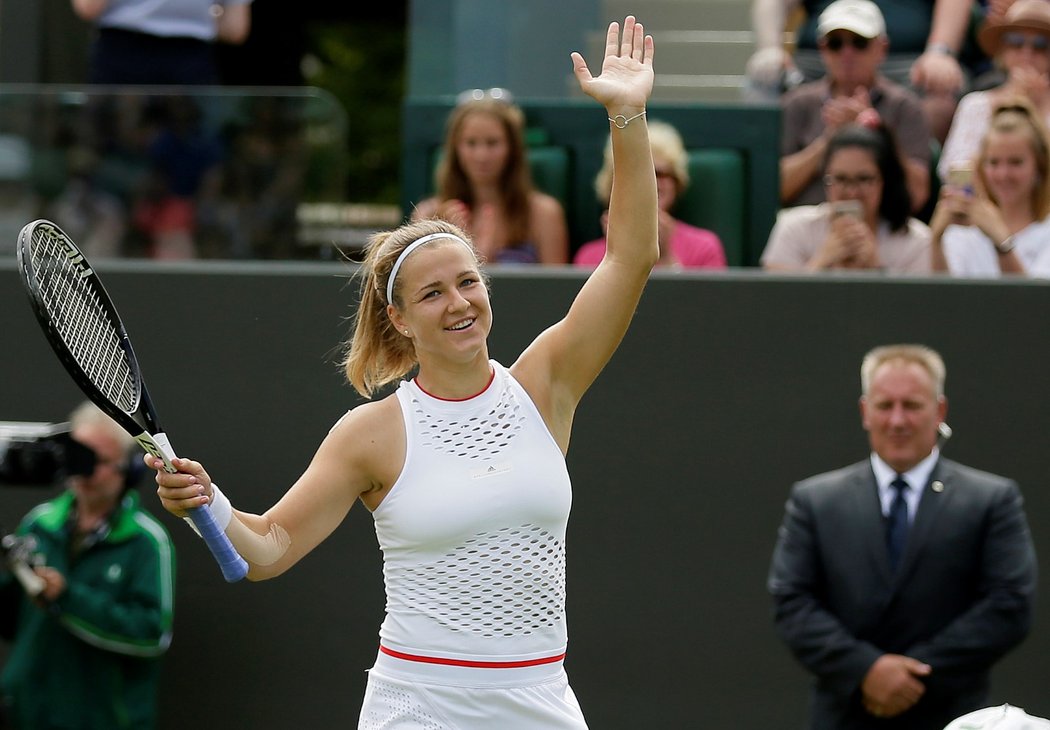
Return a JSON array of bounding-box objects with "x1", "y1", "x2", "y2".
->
[{"x1": 674, "y1": 149, "x2": 746, "y2": 267}]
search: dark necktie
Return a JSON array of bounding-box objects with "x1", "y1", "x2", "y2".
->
[{"x1": 886, "y1": 477, "x2": 909, "y2": 571}]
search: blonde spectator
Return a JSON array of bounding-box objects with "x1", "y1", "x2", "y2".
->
[
  {"x1": 931, "y1": 99, "x2": 1050, "y2": 276},
  {"x1": 939, "y1": 0, "x2": 1050, "y2": 180},
  {"x1": 574, "y1": 120, "x2": 726, "y2": 269}
]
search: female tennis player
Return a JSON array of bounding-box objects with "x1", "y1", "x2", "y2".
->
[{"x1": 151, "y1": 15, "x2": 656, "y2": 728}]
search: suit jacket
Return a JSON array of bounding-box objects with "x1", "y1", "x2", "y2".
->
[{"x1": 768, "y1": 457, "x2": 1037, "y2": 730}]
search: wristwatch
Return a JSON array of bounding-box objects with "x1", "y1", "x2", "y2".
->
[{"x1": 994, "y1": 235, "x2": 1017, "y2": 255}]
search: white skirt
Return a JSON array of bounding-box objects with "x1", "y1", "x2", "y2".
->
[{"x1": 358, "y1": 649, "x2": 588, "y2": 729}]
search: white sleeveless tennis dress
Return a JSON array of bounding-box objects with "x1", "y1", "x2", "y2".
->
[{"x1": 358, "y1": 361, "x2": 587, "y2": 729}]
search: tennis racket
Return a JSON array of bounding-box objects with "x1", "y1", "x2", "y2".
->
[{"x1": 16, "y1": 219, "x2": 248, "y2": 582}]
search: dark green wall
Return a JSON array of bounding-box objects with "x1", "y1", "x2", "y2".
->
[{"x1": 1, "y1": 261, "x2": 1048, "y2": 727}]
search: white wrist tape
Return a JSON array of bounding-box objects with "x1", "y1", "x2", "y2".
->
[
  {"x1": 183, "y1": 482, "x2": 233, "y2": 535},
  {"x1": 207, "y1": 483, "x2": 233, "y2": 530}
]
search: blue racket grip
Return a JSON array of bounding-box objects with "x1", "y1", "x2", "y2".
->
[
  {"x1": 136, "y1": 431, "x2": 249, "y2": 583},
  {"x1": 187, "y1": 505, "x2": 250, "y2": 582}
]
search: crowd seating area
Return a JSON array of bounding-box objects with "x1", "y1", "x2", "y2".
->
[
  {"x1": 0, "y1": 84, "x2": 779, "y2": 267},
  {"x1": 401, "y1": 98, "x2": 779, "y2": 267},
  {"x1": 0, "y1": 85, "x2": 353, "y2": 261}
]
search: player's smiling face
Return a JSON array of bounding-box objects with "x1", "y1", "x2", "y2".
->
[{"x1": 390, "y1": 241, "x2": 491, "y2": 361}]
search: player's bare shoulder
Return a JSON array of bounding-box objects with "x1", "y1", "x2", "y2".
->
[
  {"x1": 331, "y1": 391, "x2": 398, "y2": 430},
  {"x1": 323, "y1": 393, "x2": 406, "y2": 499}
]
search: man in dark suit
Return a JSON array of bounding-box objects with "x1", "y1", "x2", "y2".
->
[{"x1": 768, "y1": 344, "x2": 1037, "y2": 729}]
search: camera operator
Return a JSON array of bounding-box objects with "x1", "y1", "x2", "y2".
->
[{"x1": 0, "y1": 401, "x2": 175, "y2": 730}]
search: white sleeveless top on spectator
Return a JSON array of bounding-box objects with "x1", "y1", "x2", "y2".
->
[{"x1": 942, "y1": 219, "x2": 1050, "y2": 277}]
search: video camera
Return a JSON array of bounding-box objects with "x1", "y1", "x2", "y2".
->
[{"x1": 0, "y1": 421, "x2": 96, "y2": 487}]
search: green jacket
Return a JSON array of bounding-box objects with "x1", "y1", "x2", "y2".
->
[{"x1": 0, "y1": 490, "x2": 175, "y2": 730}]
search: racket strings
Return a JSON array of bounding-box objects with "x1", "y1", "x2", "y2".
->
[{"x1": 30, "y1": 227, "x2": 139, "y2": 413}]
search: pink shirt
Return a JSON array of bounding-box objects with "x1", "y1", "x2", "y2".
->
[{"x1": 573, "y1": 220, "x2": 727, "y2": 268}]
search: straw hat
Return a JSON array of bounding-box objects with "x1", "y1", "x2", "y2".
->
[{"x1": 978, "y1": 0, "x2": 1050, "y2": 56}]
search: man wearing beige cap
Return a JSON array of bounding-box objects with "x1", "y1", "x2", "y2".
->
[
  {"x1": 779, "y1": 0, "x2": 932, "y2": 212},
  {"x1": 748, "y1": 0, "x2": 969, "y2": 141}
]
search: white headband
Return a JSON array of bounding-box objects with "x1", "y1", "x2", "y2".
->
[{"x1": 385, "y1": 232, "x2": 473, "y2": 305}]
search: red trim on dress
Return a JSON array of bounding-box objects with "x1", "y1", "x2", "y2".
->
[
  {"x1": 414, "y1": 367, "x2": 495, "y2": 402},
  {"x1": 380, "y1": 645, "x2": 566, "y2": 668}
]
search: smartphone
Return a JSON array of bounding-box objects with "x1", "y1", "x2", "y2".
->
[
  {"x1": 947, "y1": 162, "x2": 974, "y2": 193},
  {"x1": 829, "y1": 199, "x2": 863, "y2": 220}
]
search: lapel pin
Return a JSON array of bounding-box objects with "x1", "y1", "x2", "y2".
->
[{"x1": 932, "y1": 481, "x2": 945, "y2": 493}]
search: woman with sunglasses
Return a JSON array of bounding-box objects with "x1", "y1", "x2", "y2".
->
[
  {"x1": 763, "y1": 116, "x2": 931, "y2": 273},
  {"x1": 574, "y1": 119, "x2": 727, "y2": 269},
  {"x1": 411, "y1": 90, "x2": 570, "y2": 264},
  {"x1": 931, "y1": 99, "x2": 1050, "y2": 276},
  {"x1": 939, "y1": 0, "x2": 1050, "y2": 180}
]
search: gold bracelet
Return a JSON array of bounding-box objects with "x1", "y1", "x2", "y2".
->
[{"x1": 608, "y1": 110, "x2": 646, "y2": 129}]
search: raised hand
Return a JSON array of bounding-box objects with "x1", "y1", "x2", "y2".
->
[
  {"x1": 570, "y1": 16, "x2": 654, "y2": 113},
  {"x1": 821, "y1": 88, "x2": 870, "y2": 132}
]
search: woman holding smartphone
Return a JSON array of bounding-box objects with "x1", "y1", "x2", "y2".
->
[
  {"x1": 761, "y1": 120, "x2": 931, "y2": 273},
  {"x1": 931, "y1": 98, "x2": 1050, "y2": 277}
]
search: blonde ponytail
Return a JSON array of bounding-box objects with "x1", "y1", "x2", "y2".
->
[{"x1": 342, "y1": 219, "x2": 478, "y2": 397}]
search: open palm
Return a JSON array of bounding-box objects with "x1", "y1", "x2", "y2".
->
[{"x1": 571, "y1": 16, "x2": 654, "y2": 111}]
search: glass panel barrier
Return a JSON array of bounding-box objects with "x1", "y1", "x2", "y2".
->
[{"x1": 0, "y1": 85, "x2": 388, "y2": 261}]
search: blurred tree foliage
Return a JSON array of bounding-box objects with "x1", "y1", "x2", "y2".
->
[{"x1": 303, "y1": 16, "x2": 406, "y2": 205}]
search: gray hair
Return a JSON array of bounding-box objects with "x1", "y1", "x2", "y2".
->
[
  {"x1": 860, "y1": 344, "x2": 946, "y2": 397},
  {"x1": 69, "y1": 400, "x2": 134, "y2": 452}
]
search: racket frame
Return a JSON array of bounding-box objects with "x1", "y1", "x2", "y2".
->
[{"x1": 16, "y1": 220, "x2": 248, "y2": 582}]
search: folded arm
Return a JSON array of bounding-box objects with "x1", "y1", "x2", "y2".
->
[
  {"x1": 906, "y1": 482, "x2": 1036, "y2": 674},
  {"x1": 769, "y1": 489, "x2": 884, "y2": 695}
]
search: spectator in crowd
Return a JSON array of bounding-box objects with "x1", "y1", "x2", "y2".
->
[
  {"x1": 769, "y1": 344, "x2": 1036, "y2": 729},
  {"x1": 0, "y1": 401, "x2": 175, "y2": 730},
  {"x1": 763, "y1": 121, "x2": 932, "y2": 273},
  {"x1": 47, "y1": 150, "x2": 128, "y2": 260},
  {"x1": 574, "y1": 119, "x2": 726, "y2": 269},
  {"x1": 132, "y1": 96, "x2": 224, "y2": 259},
  {"x1": 778, "y1": 0, "x2": 932, "y2": 211},
  {"x1": 411, "y1": 90, "x2": 570, "y2": 264},
  {"x1": 931, "y1": 98, "x2": 1050, "y2": 276},
  {"x1": 939, "y1": 0, "x2": 1050, "y2": 180},
  {"x1": 72, "y1": 0, "x2": 252, "y2": 85},
  {"x1": 747, "y1": 0, "x2": 970, "y2": 142},
  {"x1": 208, "y1": 96, "x2": 307, "y2": 259}
]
